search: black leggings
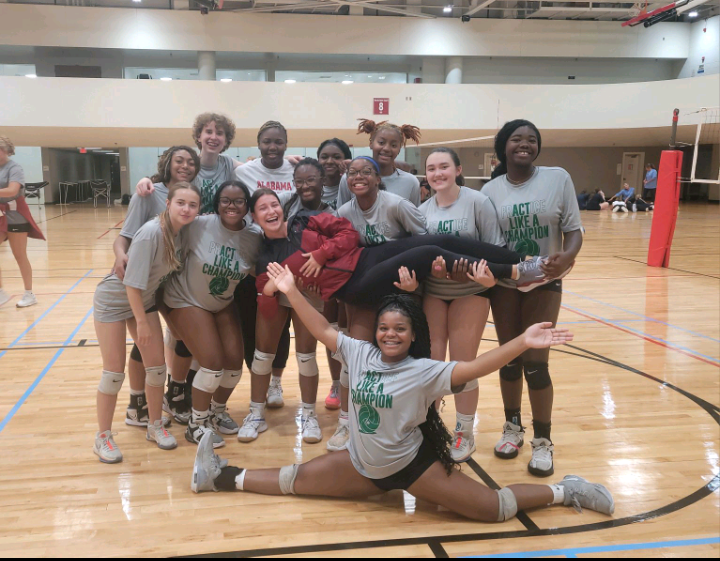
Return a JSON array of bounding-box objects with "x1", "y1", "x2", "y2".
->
[
  {"x1": 335, "y1": 235, "x2": 523, "y2": 307},
  {"x1": 234, "y1": 275, "x2": 291, "y2": 371}
]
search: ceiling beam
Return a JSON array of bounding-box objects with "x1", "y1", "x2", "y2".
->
[
  {"x1": 465, "y1": 0, "x2": 498, "y2": 17},
  {"x1": 233, "y1": 0, "x2": 436, "y2": 17}
]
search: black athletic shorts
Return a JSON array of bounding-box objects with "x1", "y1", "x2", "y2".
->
[
  {"x1": 370, "y1": 437, "x2": 439, "y2": 491},
  {"x1": 7, "y1": 222, "x2": 31, "y2": 233}
]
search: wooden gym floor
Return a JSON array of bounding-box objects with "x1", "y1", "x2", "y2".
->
[{"x1": 0, "y1": 202, "x2": 718, "y2": 558}]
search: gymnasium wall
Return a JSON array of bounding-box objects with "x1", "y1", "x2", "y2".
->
[{"x1": 677, "y1": 16, "x2": 719, "y2": 79}]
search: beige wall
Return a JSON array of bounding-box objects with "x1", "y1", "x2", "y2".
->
[{"x1": 0, "y1": 5, "x2": 691, "y2": 60}]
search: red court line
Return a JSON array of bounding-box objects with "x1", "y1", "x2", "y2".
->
[
  {"x1": 561, "y1": 305, "x2": 720, "y2": 368},
  {"x1": 97, "y1": 219, "x2": 124, "y2": 239}
]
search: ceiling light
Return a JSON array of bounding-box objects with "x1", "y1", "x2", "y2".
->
[
  {"x1": 160, "y1": 77, "x2": 172, "y2": 81},
  {"x1": 379, "y1": 76, "x2": 386, "y2": 80},
  {"x1": 220, "y1": 78, "x2": 232, "y2": 82},
  {"x1": 342, "y1": 80, "x2": 354, "y2": 84},
  {"x1": 285, "y1": 79, "x2": 297, "y2": 84},
  {"x1": 443, "y1": 5, "x2": 452, "y2": 13},
  {"x1": 132, "y1": 0, "x2": 142, "y2": 3},
  {"x1": 25, "y1": 74, "x2": 37, "y2": 78},
  {"x1": 688, "y1": 10, "x2": 698, "y2": 17}
]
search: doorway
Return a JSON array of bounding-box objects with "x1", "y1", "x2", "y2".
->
[{"x1": 621, "y1": 152, "x2": 645, "y2": 192}]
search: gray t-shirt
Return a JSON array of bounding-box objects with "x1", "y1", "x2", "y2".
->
[
  {"x1": 337, "y1": 169, "x2": 421, "y2": 208},
  {"x1": 94, "y1": 218, "x2": 180, "y2": 322},
  {"x1": 337, "y1": 190, "x2": 427, "y2": 247},
  {"x1": 322, "y1": 184, "x2": 340, "y2": 210},
  {"x1": 0, "y1": 160, "x2": 27, "y2": 225},
  {"x1": 420, "y1": 187, "x2": 505, "y2": 299},
  {"x1": 120, "y1": 183, "x2": 168, "y2": 239},
  {"x1": 333, "y1": 332, "x2": 459, "y2": 479},
  {"x1": 194, "y1": 154, "x2": 236, "y2": 215},
  {"x1": 234, "y1": 158, "x2": 295, "y2": 195},
  {"x1": 164, "y1": 214, "x2": 262, "y2": 313},
  {"x1": 482, "y1": 167, "x2": 582, "y2": 288}
]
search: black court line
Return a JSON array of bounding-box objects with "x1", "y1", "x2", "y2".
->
[
  {"x1": 615, "y1": 256, "x2": 720, "y2": 280},
  {"x1": 78, "y1": 339, "x2": 87, "y2": 347},
  {"x1": 465, "y1": 459, "x2": 540, "y2": 532},
  {"x1": 181, "y1": 344, "x2": 720, "y2": 559},
  {"x1": 36, "y1": 210, "x2": 78, "y2": 224},
  {"x1": 427, "y1": 540, "x2": 449, "y2": 558}
]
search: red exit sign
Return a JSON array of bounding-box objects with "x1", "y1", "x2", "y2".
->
[{"x1": 374, "y1": 98, "x2": 389, "y2": 115}]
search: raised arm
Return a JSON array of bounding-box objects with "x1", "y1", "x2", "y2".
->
[
  {"x1": 450, "y1": 323, "x2": 572, "y2": 387},
  {"x1": 135, "y1": 178, "x2": 155, "y2": 197},
  {"x1": 267, "y1": 263, "x2": 339, "y2": 353}
]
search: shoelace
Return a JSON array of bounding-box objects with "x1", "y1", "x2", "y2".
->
[
  {"x1": 564, "y1": 489, "x2": 584, "y2": 513},
  {"x1": 244, "y1": 414, "x2": 264, "y2": 427},
  {"x1": 101, "y1": 432, "x2": 119, "y2": 451},
  {"x1": 302, "y1": 415, "x2": 319, "y2": 430}
]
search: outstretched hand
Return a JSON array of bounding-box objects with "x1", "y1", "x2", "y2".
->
[
  {"x1": 523, "y1": 322, "x2": 573, "y2": 349},
  {"x1": 467, "y1": 260, "x2": 497, "y2": 288},
  {"x1": 394, "y1": 266, "x2": 418, "y2": 292},
  {"x1": 431, "y1": 256, "x2": 447, "y2": 280},
  {"x1": 266, "y1": 262, "x2": 297, "y2": 295}
]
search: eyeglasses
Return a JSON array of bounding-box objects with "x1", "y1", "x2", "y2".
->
[
  {"x1": 347, "y1": 169, "x2": 375, "y2": 178},
  {"x1": 219, "y1": 197, "x2": 247, "y2": 207},
  {"x1": 295, "y1": 177, "x2": 320, "y2": 187}
]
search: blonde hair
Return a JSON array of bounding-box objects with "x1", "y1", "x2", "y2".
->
[
  {"x1": 0, "y1": 136, "x2": 16, "y2": 157},
  {"x1": 160, "y1": 181, "x2": 200, "y2": 272},
  {"x1": 357, "y1": 119, "x2": 421, "y2": 146},
  {"x1": 191, "y1": 113, "x2": 236, "y2": 153}
]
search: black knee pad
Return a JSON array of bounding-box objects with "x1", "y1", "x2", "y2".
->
[
  {"x1": 130, "y1": 343, "x2": 142, "y2": 362},
  {"x1": 500, "y1": 360, "x2": 523, "y2": 382},
  {"x1": 175, "y1": 340, "x2": 192, "y2": 358},
  {"x1": 524, "y1": 361, "x2": 551, "y2": 390}
]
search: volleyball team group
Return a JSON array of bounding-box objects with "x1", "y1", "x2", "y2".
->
[{"x1": 2, "y1": 113, "x2": 616, "y2": 525}]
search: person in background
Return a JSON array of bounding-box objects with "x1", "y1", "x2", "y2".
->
[
  {"x1": 585, "y1": 190, "x2": 609, "y2": 211},
  {"x1": 576, "y1": 190, "x2": 589, "y2": 211},
  {"x1": 608, "y1": 183, "x2": 634, "y2": 213},
  {"x1": 420, "y1": 179, "x2": 432, "y2": 204},
  {"x1": 0, "y1": 135, "x2": 44, "y2": 309},
  {"x1": 643, "y1": 164, "x2": 657, "y2": 202}
]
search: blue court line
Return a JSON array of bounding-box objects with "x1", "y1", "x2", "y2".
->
[
  {"x1": 0, "y1": 270, "x2": 93, "y2": 361},
  {"x1": 0, "y1": 307, "x2": 94, "y2": 434},
  {"x1": 464, "y1": 536, "x2": 720, "y2": 558},
  {"x1": 562, "y1": 303, "x2": 720, "y2": 364},
  {"x1": 564, "y1": 289, "x2": 720, "y2": 344}
]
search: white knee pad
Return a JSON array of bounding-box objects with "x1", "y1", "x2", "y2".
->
[
  {"x1": 279, "y1": 464, "x2": 299, "y2": 495},
  {"x1": 462, "y1": 378, "x2": 479, "y2": 392},
  {"x1": 220, "y1": 369, "x2": 242, "y2": 390},
  {"x1": 496, "y1": 487, "x2": 518, "y2": 522},
  {"x1": 145, "y1": 365, "x2": 167, "y2": 388},
  {"x1": 340, "y1": 364, "x2": 349, "y2": 388},
  {"x1": 252, "y1": 350, "x2": 275, "y2": 377},
  {"x1": 296, "y1": 352, "x2": 319, "y2": 378},
  {"x1": 163, "y1": 327, "x2": 176, "y2": 349},
  {"x1": 193, "y1": 367, "x2": 224, "y2": 394},
  {"x1": 98, "y1": 370, "x2": 125, "y2": 395}
]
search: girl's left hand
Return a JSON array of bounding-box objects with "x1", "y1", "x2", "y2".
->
[
  {"x1": 300, "y1": 253, "x2": 324, "y2": 278},
  {"x1": 467, "y1": 260, "x2": 496, "y2": 288},
  {"x1": 540, "y1": 252, "x2": 574, "y2": 279},
  {"x1": 449, "y1": 258, "x2": 471, "y2": 283},
  {"x1": 524, "y1": 322, "x2": 573, "y2": 349},
  {"x1": 394, "y1": 267, "x2": 418, "y2": 292}
]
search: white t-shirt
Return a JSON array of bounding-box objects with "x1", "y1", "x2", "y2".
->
[{"x1": 234, "y1": 158, "x2": 295, "y2": 195}]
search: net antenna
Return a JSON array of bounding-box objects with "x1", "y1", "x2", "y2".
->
[{"x1": 687, "y1": 107, "x2": 720, "y2": 184}]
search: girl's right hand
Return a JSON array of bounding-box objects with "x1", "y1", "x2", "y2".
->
[
  {"x1": 467, "y1": 260, "x2": 496, "y2": 288},
  {"x1": 431, "y1": 256, "x2": 447, "y2": 279},
  {"x1": 267, "y1": 262, "x2": 297, "y2": 294},
  {"x1": 136, "y1": 320, "x2": 152, "y2": 348},
  {"x1": 523, "y1": 322, "x2": 573, "y2": 349},
  {"x1": 136, "y1": 178, "x2": 154, "y2": 197}
]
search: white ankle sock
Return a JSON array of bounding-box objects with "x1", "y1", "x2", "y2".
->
[
  {"x1": 249, "y1": 400, "x2": 266, "y2": 414},
  {"x1": 271, "y1": 375, "x2": 282, "y2": 385},
  {"x1": 339, "y1": 411, "x2": 349, "y2": 425},
  {"x1": 548, "y1": 484, "x2": 565, "y2": 505},
  {"x1": 235, "y1": 469, "x2": 247, "y2": 491},
  {"x1": 192, "y1": 408, "x2": 210, "y2": 424},
  {"x1": 456, "y1": 412, "x2": 474, "y2": 434},
  {"x1": 130, "y1": 389, "x2": 144, "y2": 396},
  {"x1": 302, "y1": 402, "x2": 316, "y2": 418},
  {"x1": 211, "y1": 398, "x2": 224, "y2": 410}
]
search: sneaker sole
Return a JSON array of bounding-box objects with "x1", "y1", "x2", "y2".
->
[
  {"x1": 215, "y1": 425, "x2": 240, "y2": 436},
  {"x1": 185, "y1": 431, "x2": 226, "y2": 449},
  {"x1": 266, "y1": 401, "x2": 284, "y2": 409},
  {"x1": 146, "y1": 434, "x2": 178, "y2": 450},
  {"x1": 237, "y1": 423, "x2": 268, "y2": 443},
  {"x1": 494, "y1": 440, "x2": 523, "y2": 459},
  {"x1": 324, "y1": 400, "x2": 341, "y2": 410},
  {"x1": 528, "y1": 463, "x2": 554, "y2": 477},
  {"x1": 16, "y1": 301, "x2": 38, "y2": 308},
  {"x1": 302, "y1": 434, "x2": 323, "y2": 444},
  {"x1": 0, "y1": 297, "x2": 10, "y2": 308},
  {"x1": 93, "y1": 447, "x2": 123, "y2": 464},
  {"x1": 326, "y1": 442, "x2": 349, "y2": 452}
]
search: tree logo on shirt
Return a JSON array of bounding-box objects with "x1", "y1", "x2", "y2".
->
[
  {"x1": 358, "y1": 404, "x2": 380, "y2": 434},
  {"x1": 209, "y1": 276, "x2": 230, "y2": 296}
]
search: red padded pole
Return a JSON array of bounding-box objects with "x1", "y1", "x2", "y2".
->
[{"x1": 647, "y1": 149, "x2": 683, "y2": 267}]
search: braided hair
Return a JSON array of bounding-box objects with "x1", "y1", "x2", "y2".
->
[
  {"x1": 357, "y1": 119, "x2": 422, "y2": 146},
  {"x1": 257, "y1": 120, "x2": 288, "y2": 144},
  {"x1": 373, "y1": 295, "x2": 457, "y2": 475},
  {"x1": 491, "y1": 119, "x2": 542, "y2": 180}
]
